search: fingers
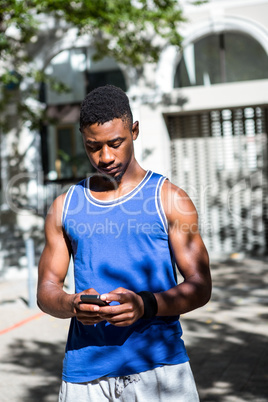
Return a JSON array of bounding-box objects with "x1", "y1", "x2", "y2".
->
[
  {"x1": 100, "y1": 288, "x2": 128, "y2": 304},
  {"x1": 76, "y1": 303, "x2": 103, "y2": 325},
  {"x1": 77, "y1": 316, "x2": 103, "y2": 325},
  {"x1": 74, "y1": 288, "x2": 105, "y2": 325},
  {"x1": 105, "y1": 311, "x2": 137, "y2": 327},
  {"x1": 74, "y1": 288, "x2": 143, "y2": 327},
  {"x1": 100, "y1": 290, "x2": 144, "y2": 326}
]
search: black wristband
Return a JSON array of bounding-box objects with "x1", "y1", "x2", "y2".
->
[{"x1": 137, "y1": 291, "x2": 158, "y2": 319}]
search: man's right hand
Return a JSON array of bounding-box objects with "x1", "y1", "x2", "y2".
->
[{"x1": 75, "y1": 289, "x2": 107, "y2": 325}]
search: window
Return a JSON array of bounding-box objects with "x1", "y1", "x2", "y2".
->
[
  {"x1": 174, "y1": 32, "x2": 268, "y2": 88},
  {"x1": 42, "y1": 123, "x2": 91, "y2": 181},
  {"x1": 44, "y1": 48, "x2": 126, "y2": 105}
]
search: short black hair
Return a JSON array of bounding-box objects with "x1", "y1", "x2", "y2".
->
[{"x1": 79, "y1": 85, "x2": 133, "y2": 132}]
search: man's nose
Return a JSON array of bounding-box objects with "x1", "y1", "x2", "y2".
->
[{"x1": 99, "y1": 145, "x2": 115, "y2": 164}]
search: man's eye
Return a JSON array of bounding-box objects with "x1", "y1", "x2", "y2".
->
[
  {"x1": 87, "y1": 145, "x2": 100, "y2": 152},
  {"x1": 111, "y1": 142, "x2": 122, "y2": 148}
]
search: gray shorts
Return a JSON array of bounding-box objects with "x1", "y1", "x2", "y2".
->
[{"x1": 59, "y1": 362, "x2": 200, "y2": 402}]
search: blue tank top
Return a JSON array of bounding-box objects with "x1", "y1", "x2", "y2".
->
[{"x1": 62, "y1": 170, "x2": 188, "y2": 383}]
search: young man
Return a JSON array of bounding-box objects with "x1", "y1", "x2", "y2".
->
[{"x1": 37, "y1": 85, "x2": 211, "y2": 401}]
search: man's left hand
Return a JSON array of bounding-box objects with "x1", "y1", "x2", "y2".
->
[{"x1": 96, "y1": 288, "x2": 144, "y2": 327}]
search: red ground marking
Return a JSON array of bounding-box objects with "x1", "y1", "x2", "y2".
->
[{"x1": 0, "y1": 312, "x2": 45, "y2": 335}]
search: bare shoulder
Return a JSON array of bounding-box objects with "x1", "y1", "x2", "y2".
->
[
  {"x1": 161, "y1": 179, "x2": 210, "y2": 278},
  {"x1": 161, "y1": 179, "x2": 198, "y2": 226},
  {"x1": 45, "y1": 193, "x2": 67, "y2": 234}
]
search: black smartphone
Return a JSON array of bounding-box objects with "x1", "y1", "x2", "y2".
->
[{"x1": 80, "y1": 295, "x2": 108, "y2": 306}]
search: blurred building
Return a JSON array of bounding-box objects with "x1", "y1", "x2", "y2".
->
[{"x1": 0, "y1": 0, "x2": 268, "y2": 273}]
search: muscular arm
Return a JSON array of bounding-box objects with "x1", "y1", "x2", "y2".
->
[
  {"x1": 37, "y1": 195, "x2": 105, "y2": 324},
  {"x1": 154, "y1": 181, "x2": 212, "y2": 316},
  {"x1": 37, "y1": 194, "x2": 76, "y2": 318}
]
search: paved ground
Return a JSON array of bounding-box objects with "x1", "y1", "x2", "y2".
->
[{"x1": 0, "y1": 257, "x2": 267, "y2": 402}]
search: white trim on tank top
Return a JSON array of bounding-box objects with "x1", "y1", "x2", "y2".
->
[{"x1": 83, "y1": 170, "x2": 153, "y2": 208}]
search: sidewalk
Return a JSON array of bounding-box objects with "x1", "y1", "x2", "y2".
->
[
  {"x1": 0, "y1": 258, "x2": 267, "y2": 402},
  {"x1": 182, "y1": 257, "x2": 268, "y2": 402}
]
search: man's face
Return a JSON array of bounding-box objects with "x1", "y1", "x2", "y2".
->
[{"x1": 82, "y1": 118, "x2": 139, "y2": 182}]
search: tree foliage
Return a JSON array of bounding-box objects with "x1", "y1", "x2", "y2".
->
[{"x1": 0, "y1": 0, "x2": 205, "y2": 129}]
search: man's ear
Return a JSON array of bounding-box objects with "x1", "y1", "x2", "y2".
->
[{"x1": 132, "y1": 121, "x2": 139, "y2": 140}]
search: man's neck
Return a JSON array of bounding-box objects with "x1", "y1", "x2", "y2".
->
[{"x1": 89, "y1": 164, "x2": 146, "y2": 201}]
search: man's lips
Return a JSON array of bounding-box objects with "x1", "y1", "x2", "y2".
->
[{"x1": 99, "y1": 166, "x2": 120, "y2": 174}]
